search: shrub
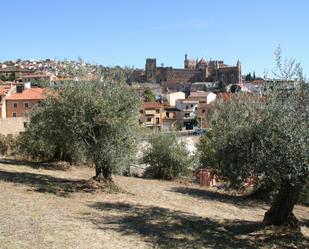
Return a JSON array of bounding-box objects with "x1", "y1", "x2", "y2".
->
[
  {"x1": 0, "y1": 134, "x2": 9, "y2": 155},
  {"x1": 0, "y1": 134, "x2": 18, "y2": 156},
  {"x1": 143, "y1": 132, "x2": 192, "y2": 180}
]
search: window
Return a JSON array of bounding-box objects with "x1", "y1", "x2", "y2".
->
[
  {"x1": 156, "y1": 109, "x2": 160, "y2": 114},
  {"x1": 202, "y1": 109, "x2": 205, "y2": 113},
  {"x1": 156, "y1": 117, "x2": 160, "y2": 124},
  {"x1": 166, "y1": 112, "x2": 170, "y2": 118},
  {"x1": 186, "y1": 105, "x2": 189, "y2": 109},
  {"x1": 24, "y1": 102, "x2": 29, "y2": 108},
  {"x1": 191, "y1": 104, "x2": 193, "y2": 107},
  {"x1": 12, "y1": 112, "x2": 17, "y2": 117},
  {"x1": 184, "y1": 113, "x2": 190, "y2": 118},
  {"x1": 13, "y1": 103, "x2": 18, "y2": 108},
  {"x1": 147, "y1": 117, "x2": 152, "y2": 122},
  {"x1": 195, "y1": 107, "x2": 198, "y2": 111}
]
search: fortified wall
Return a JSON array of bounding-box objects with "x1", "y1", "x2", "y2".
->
[{"x1": 129, "y1": 55, "x2": 242, "y2": 85}]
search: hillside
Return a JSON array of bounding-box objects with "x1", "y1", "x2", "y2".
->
[{"x1": 0, "y1": 159, "x2": 308, "y2": 249}]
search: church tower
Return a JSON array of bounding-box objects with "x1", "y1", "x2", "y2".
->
[
  {"x1": 184, "y1": 54, "x2": 188, "y2": 69},
  {"x1": 237, "y1": 60, "x2": 242, "y2": 85},
  {"x1": 145, "y1": 58, "x2": 157, "y2": 83}
]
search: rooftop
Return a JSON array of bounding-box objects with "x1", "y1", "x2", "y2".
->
[
  {"x1": 179, "y1": 99, "x2": 199, "y2": 104},
  {"x1": 189, "y1": 91, "x2": 212, "y2": 98},
  {"x1": 143, "y1": 102, "x2": 162, "y2": 109},
  {"x1": 6, "y1": 88, "x2": 47, "y2": 101}
]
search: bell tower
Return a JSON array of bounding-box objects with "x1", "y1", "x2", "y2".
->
[
  {"x1": 184, "y1": 54, "x2": 188, "y2": 69},
  {"x1": 237, "y1": 60, "x2": 242, "y2": 85},
  {"x1": 145, "y1": 58, "x2": 157, "y2": 83}
]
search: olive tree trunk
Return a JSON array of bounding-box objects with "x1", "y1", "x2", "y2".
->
[
  {"x1": 95, "y1": 161, "x2": 112, "y2": 182},
  {"x1": 263, "y1": 180, "x2": 303, "y2": 228}
]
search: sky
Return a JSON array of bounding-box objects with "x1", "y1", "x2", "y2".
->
[{"x1": 1, "y1": 0, "x2": 308, "y2": 77}]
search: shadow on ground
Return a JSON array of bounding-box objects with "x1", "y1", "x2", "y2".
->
[
  {"x1": 87, "y1": 202, "x2": 308, "y2": 249},
  {"x1": 0, "y1": 169, "x2": 88, "y2": 197},
  {"x1": 170, "y1": 186, "x2": 265, "y2": 208},
  {"x1": 0, "y1": 158, "x2": 69, "y2": 171}
]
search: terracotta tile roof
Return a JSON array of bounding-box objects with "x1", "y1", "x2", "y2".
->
[
  {"x1": 144, "y1": 102, "x2": 162, "y2": 109},
  {"x1": 6, "y1": 88, "x2": 47, "y2": 100}
]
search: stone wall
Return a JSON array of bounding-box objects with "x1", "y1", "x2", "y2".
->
[
  {"x1": 0, "y1": 117, "x2": 27, "y2": 135},
  {"x1": 162, "y1": 68, "x2": 202, "y2": 83},
  {"x1": 218, "y1": 67, "x2": 240, "y2": 84},
  {"x1": 131, "y1": 57, "x2": 242, "y2": 85}
]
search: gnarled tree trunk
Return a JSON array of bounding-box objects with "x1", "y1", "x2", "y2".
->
[
  {"x1": 263, "y1": 179, "x2": 303, "y2": 228},
  {"x1": 95, "y1": 161, "x2": 112, "y2": 182}
]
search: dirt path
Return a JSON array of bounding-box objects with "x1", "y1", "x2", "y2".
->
[{"x1": 0, "y1": 160, "x2": 308, "y2": 249}]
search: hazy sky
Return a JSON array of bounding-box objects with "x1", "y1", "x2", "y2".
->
[{"x1": 1, "y1": 0, "x2": 308, "y2": 76}]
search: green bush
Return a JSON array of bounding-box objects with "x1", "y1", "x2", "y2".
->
[
  {"x1": 0, "y1": 134, "x2": 19, "y2": 156},
  {"x1": 143, "y1": 132, "x2": 192, "y2": 180},
  {"x1": 0, "y1": 135, "x2": 9, "y2": 155},
  {"x1": 18, "y1": 126, "x2": 86, "y2": 163}
]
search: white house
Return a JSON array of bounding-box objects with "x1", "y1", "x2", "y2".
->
[
  {"x1": 175, "y1": 99, "x2": 199, "y2": 130},
  {"x1": 188, "y1": 91, "x2": 216, "y2": 104},
  {"x1": 166, "y1": 91, "x2": 185, "y2": 106}
]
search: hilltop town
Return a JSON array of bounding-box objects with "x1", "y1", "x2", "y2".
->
[{"x1": 0, "y1": 55, "x2": 279, "y2": 135}]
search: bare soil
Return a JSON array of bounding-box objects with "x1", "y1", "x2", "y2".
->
[{"x1": 0, "y1": 158, "x2": 308, "y2": 249}]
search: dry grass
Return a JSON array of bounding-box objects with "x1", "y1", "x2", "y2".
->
[{"x1": 0, "y1": 158, "x2": 308, "y2": 249}]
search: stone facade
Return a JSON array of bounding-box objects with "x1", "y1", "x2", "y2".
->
[
  {"x1": 130, "y1": 55, "x2": 242, "y2": 85},
  {"x1": 140, "y1": 102, "x2": 163, "y2": 129},
  {"x1": 6, "y1": 99, "x2": 40, "y2": 118},
  {"x1": 5, "y1": 88, "x2": 46, "y2": 118}
]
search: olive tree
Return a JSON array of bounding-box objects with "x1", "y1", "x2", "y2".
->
[
  {"x1": 200, "y1": 88, "x2": 308, "y2": 226},
  {"x1": 199, "y1": 49, "x2": 308, "y2": 227},
  {"x1": 143, "y1": 132, "x2": 192, "y2": 180},
  {"x1": 24, "y1": 71, "x2": 141, "y2": 181}
]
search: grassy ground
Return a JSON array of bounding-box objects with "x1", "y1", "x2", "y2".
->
[{"x1": 0, "y1": 158, "x2": 308, "y2": 249}]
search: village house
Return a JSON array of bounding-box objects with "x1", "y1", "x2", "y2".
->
[
  {"x1": 19, "y1": 74, "x2": 51, "y2": 86},
  {"x1": 162, "y1": 106, "x2": 179, "y2": 131},
  {"x1": 188, "y1": 91, "x2": 217, "y2": 104},
  {"x1": 0, "y1": 66, "x2": 34, "y2": 81},
  {"x1": 140, "y1": 102, "x2": 163, "y2": 129},
  {"x1": 5, "y1": 87, "x2": 47, "y2": 118},
  {"x1": 165, "y1": 91, "x2": 185, "y2": 106},
  {"x1": 187, "y1": 91, "x2": 217, "y2": 128},
  {"x1": 190, "y1": 82, "x2": 218, "y2": 92},
  {"x1": 175, "y1": 99, "x2": 199, "y2": 130}
]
